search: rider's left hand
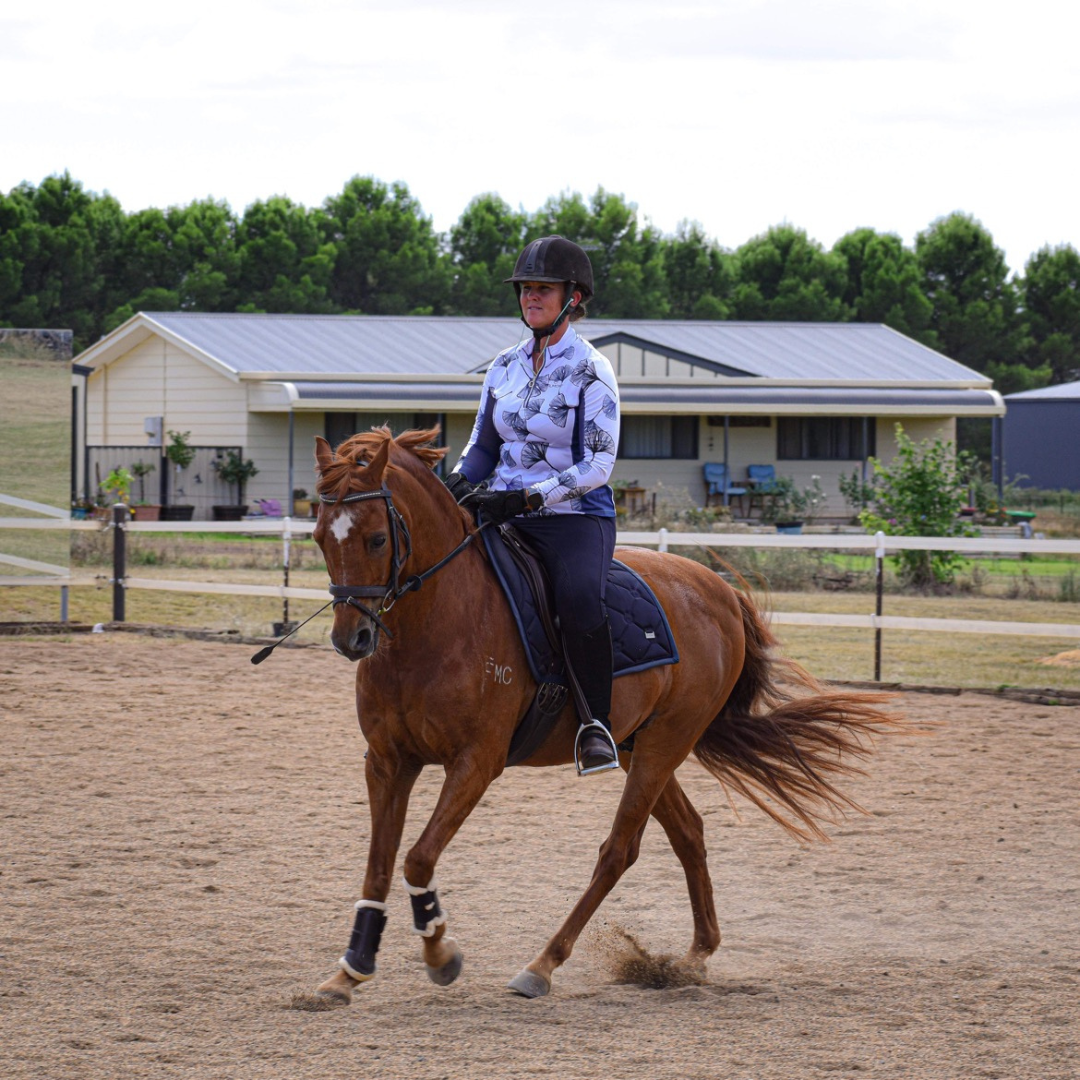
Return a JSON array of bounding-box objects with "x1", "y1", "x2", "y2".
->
[{"x1": 461, "y1": 487, "x2": 531, "y2": 525}]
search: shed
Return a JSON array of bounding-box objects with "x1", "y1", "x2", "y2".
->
[
  {"x1": 1003, "y1": 381, "x2": 1080, "y2": 491},
  {"x1": 73, "y1": 312, "x2": 1003, "y2": 519}
]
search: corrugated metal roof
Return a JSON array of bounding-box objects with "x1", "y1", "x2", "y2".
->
[
  {"x1": 582, "y1": 322, "x2": 976, "y2": 381},
  {"x1": 1005, "y1": 380, "x2": 1080, "y2": 401},
  {"x1": 147, "y1": 312, "x2": 522, "y2": 377},
  {"x1": 141, "y1": 312, "x2": 985, "y2": 384}
]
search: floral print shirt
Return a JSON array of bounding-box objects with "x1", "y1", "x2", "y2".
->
[{"x1": 455, "y1": 325, "x2": 620, "y2": 517}]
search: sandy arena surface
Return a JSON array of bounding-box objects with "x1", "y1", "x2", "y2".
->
[{"x1": 2, "y1": 634, "x2": 1078, "y2": 1080}]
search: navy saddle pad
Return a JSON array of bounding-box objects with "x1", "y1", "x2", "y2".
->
[{"x1": 481, "y1": 525, "x2": 679, "y2": 685}]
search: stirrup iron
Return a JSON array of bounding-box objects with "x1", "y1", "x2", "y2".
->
[{"x1": 574, "y1": 720, "x2": 620, "y2": 776}]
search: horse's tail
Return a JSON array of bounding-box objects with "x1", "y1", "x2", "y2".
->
[{"x1": 693, "y1": 590, "x2": 902, "y2": 842}]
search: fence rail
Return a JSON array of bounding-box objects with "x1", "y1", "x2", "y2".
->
[{"x1": 3, "y1": 512, "x2": 1080, "y2": 681}]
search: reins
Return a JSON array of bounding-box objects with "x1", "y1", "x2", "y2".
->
[{"x1": 251, "y1": 482, "x2": 490, "y2": 665}]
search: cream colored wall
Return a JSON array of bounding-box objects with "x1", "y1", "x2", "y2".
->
[
  {"x1": 443, "y1": 412, "x2": 476, "y2": 465},
  {"x1": 86, "y1": 336, "x2": 165, "y2": 445},
  {"x1": 875, "y1": 417, "x2": 956, "y2": 461},
  {"x1": 244, "y1": 411, "x2": 329, "y2": 505},
  {"x1": 86, "y1": 337, "x2": 249, "y2": 448}
]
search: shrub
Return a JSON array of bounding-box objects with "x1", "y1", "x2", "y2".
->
[{"x1": 859, "y1": 424, "x2": 975, "y2": 589}]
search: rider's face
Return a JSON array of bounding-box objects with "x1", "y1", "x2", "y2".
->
[{"x1": 519, "y1": 281, "x2": 578, "y2": 330}]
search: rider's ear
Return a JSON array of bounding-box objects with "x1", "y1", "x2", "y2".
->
[{"x1": 315, "y1": 436, "x2": 334, "y2": 474}]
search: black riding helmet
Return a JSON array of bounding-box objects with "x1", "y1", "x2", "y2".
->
[{"x1": 506, "y1": 235, "x2": 594, "y2": 337}]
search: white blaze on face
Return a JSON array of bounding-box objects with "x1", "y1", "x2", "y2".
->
[{"x1": 330, "y1": 508, "x2": 354, "y2": 544}]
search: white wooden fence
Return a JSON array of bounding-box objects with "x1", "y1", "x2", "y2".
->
[{"x1": 3, "y1": 514, "x2": 1080, "y2": 652}]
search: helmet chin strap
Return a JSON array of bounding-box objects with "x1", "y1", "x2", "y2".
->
[{"x1": 521, "y1": 282, "x2": 578, "y2": 339}]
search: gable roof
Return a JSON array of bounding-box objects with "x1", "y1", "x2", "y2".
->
[
  {"x1": 76, "y1": 311, "x2": 989, "y2": 386},
  {"x1": 1005, "y1": 380, "x2": 1080, "y2": 401}
]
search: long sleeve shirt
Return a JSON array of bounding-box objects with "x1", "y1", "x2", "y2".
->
[{"x1": 455, "y1": 325, "x2": 620, "y2": 517}]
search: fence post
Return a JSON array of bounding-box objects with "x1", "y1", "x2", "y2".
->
[
  {"x1": 60, "y1": 584, "x2": 69, "y2": 623},
  {"x1": 658, "y1": 527, "x2": 669, "y2": 553},
  {"x1": 281, "y1": 517, "x2": 292, "y2": 630},
  {"x1": 112, "y1": 503, "x2": 127, "y2": 623},
  {"x1": 874, "y1": 530, "x2": 885, "y2": 681}
]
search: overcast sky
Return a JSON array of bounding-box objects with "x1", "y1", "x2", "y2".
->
[{"x1": 3, "y1": 0, "x2": 1077, "y2": 275}]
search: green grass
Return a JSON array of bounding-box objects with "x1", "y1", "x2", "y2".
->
[
  {"x1": 0, "y1": 354, "x2": 71, "y2": 573},
  {"x1": 0, "y1": 355, "x2": 70, "y2": 511}
]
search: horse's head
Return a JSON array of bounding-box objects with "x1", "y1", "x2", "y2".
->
[{"x1": 313, "y1": 426, "x2": 450, "y2": 661}]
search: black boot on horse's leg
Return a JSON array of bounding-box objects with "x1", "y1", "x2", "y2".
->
[{"x1": 572, "y1": 620, "x2": 618, "y2": 775}]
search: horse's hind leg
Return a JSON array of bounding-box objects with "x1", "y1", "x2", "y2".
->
[
  {"x1": 650, "y1": 775, "x2": 721, "y2": 974},
  {"x1": 507, "y1": 754, "x2": 679, "y2": 998}
]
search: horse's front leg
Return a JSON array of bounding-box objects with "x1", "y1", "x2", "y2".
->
[
  {"x1": 315, "y1": 749, "x2": 421, "y2": 1006},
  {"x1": 401, "y1": 751, "x2": 502, "y2": 986}
]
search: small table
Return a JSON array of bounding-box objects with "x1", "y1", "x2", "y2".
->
[{"x1": 623, "y1": 486, "x2": 648, "y2": 515}]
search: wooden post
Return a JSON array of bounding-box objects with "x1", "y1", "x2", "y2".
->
[
  {"x1": 874, "y1": 530, "x2": 885, "y2": 681},
  {"x1": 112, "y1": 503, "x2": 127, "y2": 623}
]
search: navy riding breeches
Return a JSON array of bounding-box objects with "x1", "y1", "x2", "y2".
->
[{"x1": 509, "y1": 514, "x2": 617, "y2": 720}]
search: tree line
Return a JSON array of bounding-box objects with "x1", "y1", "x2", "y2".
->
[{"x1": 2, "y1": 172, "x2": 1078, "y2": 394}]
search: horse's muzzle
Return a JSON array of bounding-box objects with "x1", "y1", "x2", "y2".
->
[{"x1": 331, "y1": 616, "x2": 378, "y2": 661}]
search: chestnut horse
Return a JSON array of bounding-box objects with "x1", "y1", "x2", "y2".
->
[{"x1": 310, "y1": 427, "x2": 896, "y2": 1003}]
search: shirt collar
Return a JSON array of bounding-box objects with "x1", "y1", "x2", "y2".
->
[{"x1": 513, "y1": 323, "x2": 581, "y2": 370}]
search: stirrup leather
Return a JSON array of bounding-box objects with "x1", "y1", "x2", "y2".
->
[{"x1": 574, "y1": 720, "x2": 620, "y2": 776}]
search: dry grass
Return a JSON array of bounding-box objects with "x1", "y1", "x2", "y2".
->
[
  {"x1": 5, "y1": 532, "x2": 1080, "y2": 691},
  {"x1": 0, "y1": 355, "x2": 69, "y2": 510},
  {"x1": 768, "y1": 590, "x2": 1080, "y2": 690}
]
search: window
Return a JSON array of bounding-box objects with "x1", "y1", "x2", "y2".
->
[
  {"x1": 325, "y1": 412, "x2": 440, "y2": 449},
  {"x1": 707, "y1": 416, "x2": 771, "y2": 428},
  {"x1": 621, "y1": 416, "x2": 699, "y2": 459},
  {"x1": 777, "y1": 418, "x2": 875, "y2": 460}
]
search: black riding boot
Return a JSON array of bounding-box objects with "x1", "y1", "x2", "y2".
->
[{"x1": 570, "y1": 619, "x2": 618, "y2": 775}]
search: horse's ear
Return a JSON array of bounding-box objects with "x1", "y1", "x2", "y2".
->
[
  {"x1": 314, "y1": 436, "x2": 334, "y2": 474},
  {"x1": 363, "y1": 436, "x2": 391, "y2": 487}
]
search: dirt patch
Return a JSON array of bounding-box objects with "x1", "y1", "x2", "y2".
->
[
  {"x1": 2, "y1": 635, "x2": 1078, "y2": 1079},
  {"x1": 1037, "y1": 648, "x2": 1080, "y2": 667}
]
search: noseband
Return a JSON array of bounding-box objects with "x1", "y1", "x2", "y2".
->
[{"x1": 320, "y1": 484, "x2": 489, "y2": 640}]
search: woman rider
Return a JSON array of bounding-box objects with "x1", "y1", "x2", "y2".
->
[{"x1": 445, "y1": 236, "x2": 621, "y2": 775}]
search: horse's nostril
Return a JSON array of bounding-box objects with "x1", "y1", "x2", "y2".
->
[{"x1": 355, "y1": 627, "x2": 373, "y2": 653}]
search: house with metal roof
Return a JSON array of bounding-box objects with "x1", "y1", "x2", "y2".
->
[
  {"x1": 73, "y1": 311, "x2": 1003, "y2": 519},
  {"x1": 1002, "y1": 381, "x2": 1080, "y2": 491}
]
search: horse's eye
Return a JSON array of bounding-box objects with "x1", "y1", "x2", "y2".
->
[{"x1": 368, "y1": 533, "x2": 388, "y2": 553}]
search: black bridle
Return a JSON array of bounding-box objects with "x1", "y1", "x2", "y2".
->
[
  {"x1": 320, "y1": 484, "x2": 490, "y2": 640},
  {"x1": 251, "y1": 481, "x2": 489, "y2": 666}
]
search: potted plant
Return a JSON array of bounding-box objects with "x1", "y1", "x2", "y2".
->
[
  {"x1": 130, "y1": 459, "x2": 160, "y2": 521},
  {"x1": 760, "y1": 476, "x2": 827, "y2": 534},
  {"x1": 212, "y1": 450, "x2": 258, "y2": 520},
  {"x1": 292, "y1": 487, "x2": 311, "y2": 517},
  {"x1": 99, "y1": 467, "x2": 133, "y2": 519},
  {"x1": 162, "y1": 430, "x2": 197, "y2": 521}
]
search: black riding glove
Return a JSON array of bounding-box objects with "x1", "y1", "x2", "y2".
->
[
  {"x1": 444, "y1": 471, "x2": 476, "y2": 503},
  {"x1": 462, "y1": 487, "x2": 542, "y2": 525}
]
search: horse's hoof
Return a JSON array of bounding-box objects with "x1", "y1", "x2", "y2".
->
[
  {"x1": 426, "y1": 940, "x2": 464, "y2": 986},
  {"x1": 313, "y1": 970, "x2": 356, "y2": 1006},
  {"x1": 507, "y1": 968, "x2": 550, "y2": 998}
]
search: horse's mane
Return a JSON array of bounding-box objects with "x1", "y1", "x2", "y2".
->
[{"x1": 316, "y1": 426, "x2": 449, "y2": 501}]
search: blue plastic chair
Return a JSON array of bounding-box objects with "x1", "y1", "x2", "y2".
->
[
  {"x1": 702, "y1": 463, "x2": 747, "y2": 511},
  {"x1": 746, "y1": 465, "x2": 781, "y2": 517}
]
